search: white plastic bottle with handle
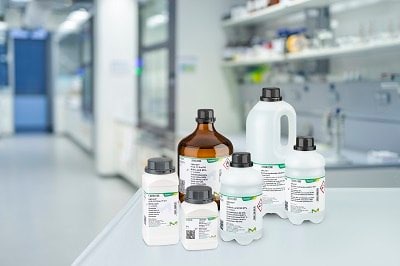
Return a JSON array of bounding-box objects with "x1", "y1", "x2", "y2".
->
[{"x1": 246, "y1": 87, "x2": 296, "y2": 218}]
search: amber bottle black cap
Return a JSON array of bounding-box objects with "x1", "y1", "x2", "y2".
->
[
  {"x1": 185, "y1": 185, "x2": 213, "y2": 204},
  {"x1": 196, "y1": 109, "x2": 215, "y2": 123},
  {"x1": 294, "y1": 136, "x2": 316, "y2": 151},
  {"x1": 230, "y1": 152, "x2": 253, "y2": 168},
  {"x1": 260, "y1": 87, "x2": 282, "y2": 102},
  {"x1": 145, "y1": 157, "x2": 175, "y2": 174}
]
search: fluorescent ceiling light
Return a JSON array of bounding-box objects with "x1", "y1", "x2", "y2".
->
[
  {"x1": 0, "y1": 22, "x2": 8, "y2": 31},
  {"x1": 146, "y1": 13, "x2": 168, "y2": 28},
  {"x1": 59, "y1": 20, "x2": 78, "y2": 32},
  {"x1": 58, "y1": 9, "x2": 90, "y2": 35},
  {"x1": 67, "y1": 9, "x2": 90, "y2": 23},
  {"x1": 10, "y1": 0, "x2": 32, "y2": 3}
]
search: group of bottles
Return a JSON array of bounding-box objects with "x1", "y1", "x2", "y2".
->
[{"x1": 142, "y1": 87, "x2": 326, "y2": 250}]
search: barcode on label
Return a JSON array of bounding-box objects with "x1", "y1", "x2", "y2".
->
[
  {"x1": 220, "y1": 219, "x2": 224, "y2": 230},
  {"x1": 316, "y1": 188, "x2": 319, "y2": 202},
  {"x1": 174, "y1": 202, "x2": 177, "y2": 215},
  {"x1": 144, "y1": 215, "x2": 146, "y2": 226},
  {"x1": 253, "y1": 206, "x2": 256, "y2": 221},
  {"x1": 186, "y1": 230, "x2": 195, "y2": 239},
  {"x1": 285, "y1": 201, "x2": 288, "y2": 211}
]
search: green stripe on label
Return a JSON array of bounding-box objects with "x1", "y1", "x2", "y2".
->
[
  {"x1": 163, "y1": 192, "x2": 178, "y2": 197},
  {"x1": 220, "y1": 193, "x2": 262, "y2": 201},
  {"x1": 242, "y1": 196, "x2": 257, "y2": 201},
  {"x1": 254, "y1": 162, "x2": 285, "y2": 168},
  {"x1": 143, "y1": 191, "x2": 178, "y2": 195},
  {"x1": 305, "y1": 178, "x2": 320, "y2": 183},
  {"x1": 286, "y1": 176, "x2": 325, "y2": 181},
  {"x1": 206, "y1": 158, "x2": 219, "y2": 163},
  {"x1": 207, "y1": 217, "x2": 217, "y2": 221},
  {"x1": 179, "y1": 155, "x2": 228, "y2": 160}
]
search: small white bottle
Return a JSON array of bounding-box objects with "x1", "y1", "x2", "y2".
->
[
  {"x1": 285, "y1": 137, "x2": 326, "y2": 225},
  {"x1": 220, "y1": 152, "x2": 263, "y2": 245},
  {"x1": 142, "y1": 157, "x2": 179, "y2": 245},
  {"x1": 181, "y1": 186, "x2": 218, "y2": 250},
  {"x1": 246, "y1": 87, "x2": 296, "y2": 218}
]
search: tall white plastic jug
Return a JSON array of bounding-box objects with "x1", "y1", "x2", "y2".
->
[{"x1": 246, "y1": 87, "x2": 296, "y2": 218}]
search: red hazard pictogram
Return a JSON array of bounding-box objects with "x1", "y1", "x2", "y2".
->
[
  {"x1": 320, "y1": 181, "x2": 325, "y2": 193},
  {"x1": 223, "y1": 158, "x2": 230, "y2": 170}
]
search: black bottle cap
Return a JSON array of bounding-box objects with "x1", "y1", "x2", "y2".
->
[
  {"x1": 294, "y1": 136, "x2": 317, "y2": 151},
  {"x1": 185, "y1": 185, "x2": 213, "y2": 204},
  {"x1": 196, "y1": 109, "x2": 215, "y2": 123},
  {"x1": 144, "y1": 157, "x2": 175, "y2": 174},
  {"x1": 230, "y1": 152, "x2": 253, "y2": 168},
  {"x1": 260, "y1": 87, "x2": 282, "y2": 102}
]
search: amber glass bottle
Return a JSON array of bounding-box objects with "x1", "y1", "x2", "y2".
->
[{"x1": 178, "y1": 109, "x2": 234, "y2": 206}]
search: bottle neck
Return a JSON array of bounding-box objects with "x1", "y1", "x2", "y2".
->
[{"x1": 196, "y1": 123, "x2": 215, "y2": 131}]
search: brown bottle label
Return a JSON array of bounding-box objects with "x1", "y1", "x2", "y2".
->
[{"x1": 178, "y1": 155, "x2": 231, "y2": 195}]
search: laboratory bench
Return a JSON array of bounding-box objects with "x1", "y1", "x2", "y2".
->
[{"x1": 73, "y1": 188, "x2": 400, "y2": 266}]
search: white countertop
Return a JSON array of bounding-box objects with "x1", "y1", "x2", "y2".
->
[{"x1": 73, "y1": 188, "x2": 400, "y2": 266}]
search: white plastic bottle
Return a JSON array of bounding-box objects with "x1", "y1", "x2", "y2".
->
[
  {"x1": 246, "y1": 87, "x2": 296, "y2": 218},
  {"x1": 220, "y1": 152, "x2": 263, "y2": 245},
  {"x1": 285, "y1": 137, "x2": 326, "y2": 225},
  {"x1": 181, "y1": 186, "x2": 218, "y2": 250},
  {"x1": 142, "y1": 157, "x2": 179, "y2": 245}
]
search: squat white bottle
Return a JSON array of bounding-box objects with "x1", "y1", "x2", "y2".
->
[
  {"x1": 285, "y1": 137, "x2": 326, "y2": 225},
  {"x1": 246, "y1": 87, "x2": 296, "y2": 218},
  {"x1": 181, "y1": 186, "x2": 218, "y2": 250},
  {"x1": 142, "y1": 157, "x2": 179, "y2": 245},
  {"x1": 220, "y1": 152, "x2": 263, "y2": 245}
]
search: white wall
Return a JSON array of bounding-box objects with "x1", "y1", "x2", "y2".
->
[
  {"x1": 94, "y1": 0, "x2": 136, "y2": 175},
  {"x1": 176, "y1": 0, "x2": 242, "y2": 136}
]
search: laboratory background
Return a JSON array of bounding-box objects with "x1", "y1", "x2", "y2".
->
[{"x1": 0, "y1": 0, "x2": 400, "y2": 265}]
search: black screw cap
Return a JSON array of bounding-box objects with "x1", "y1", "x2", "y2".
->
[
  {"x1": 145, "y1": 157, "x2": 175, "y2": 175},
  {"x1": 196, "y1": 109, "x2": 215, "y2": 123},
  {"x1": 260, "y1": 87, "x2": 282, "y2": 102},
  {"x1": 230, "y1": 152, "x2": 253, "y2": 168},
  {"x1": 294, "y1": 136, "x2": 316, "y2": 151},
  {"x1": 185, "y1": 185, "x2": 213, "y2": 204}
]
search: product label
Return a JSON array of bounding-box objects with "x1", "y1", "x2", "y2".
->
[
  {"x1": 184, "y1": 217, "x2": 218, "y2": 240},
  {"x1": 143, "y1": 191, "x2": 179, "y2": 228},
  {"x1": 178, "y1": 156, "x2": 231, "y2": 195},
  {"x1": 253, "y1": 163, "x2": 286, "y2": 206},
  {"x1": 220, "y1": 194, "x2": 263, "y2": 234},
  {"x1": 285, "y1": 176, "x2": 326, "y2": 214}
]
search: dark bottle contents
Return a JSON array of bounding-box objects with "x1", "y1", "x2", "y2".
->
[{"x1": 178, "y1": 109, "x2": 233, "y2": 207}]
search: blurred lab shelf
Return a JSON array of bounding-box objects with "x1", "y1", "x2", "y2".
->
[
  {"x1": 222, "y1": 38, "x2": 400, "y2": 67},
  {"x1": 221, "y1": 54, "x2": 285, "y2": 67},
  {"x1": 222, "y1": 0, "x2": 343, "y2": 28},
  {"x1": 286, "y1": 38, "x2": 400, "y2": 61}
]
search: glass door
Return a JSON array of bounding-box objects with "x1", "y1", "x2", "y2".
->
[
  {"x1": 80, "y1": 18, "x2": 94, "y2": 118},
  {"x1": 138, "y1": 0, "x2": 176, "y2": 134}
]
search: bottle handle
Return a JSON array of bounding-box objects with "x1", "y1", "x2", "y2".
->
[{"x1": 273, "y1": 106, "x2": 296, "y2": 159}]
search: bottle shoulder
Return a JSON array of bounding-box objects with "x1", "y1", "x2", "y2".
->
[
  {"x1": 221, "y1": 167, "x2": 263, "y2": 186},
  {"x1": 285, "y1": 151, "x2": 325, "y2": 168},
  {"x1": 178, "y1": 129, "x2": 233, "y2": 150},
  {"x1": 248, "y1": 100, "x2": 295, "y2": 114},
  {"x1": 142, "y1": 173, "x2": 179, "y2": 188},
  {"x1": 181, "y1": 202, "x2": 218, "y2": 216}
]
